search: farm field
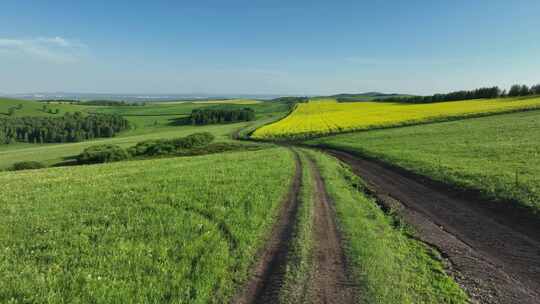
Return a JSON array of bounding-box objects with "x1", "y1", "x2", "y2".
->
[
  {"x1": 0, "y1": 148, "x2": 295, "y2": 303},
  {"x1": 308, "y1": 109, "x2": 540, "y2": 213},
  {"x1": 252, "y1": 96, "x2": 540, "y2": 139},
  {"x1": 0, "y1": 99, "x2": 287, "y2": 169},
  {"x1": 0, "y1": 98, "x2": 99, "y2": 117},
  {"x1": 0, "y1": 122, "x2": 254, "y2": 169},
  {"x1": 192, "y1": 99, "x2": 261, "y2": 104}
]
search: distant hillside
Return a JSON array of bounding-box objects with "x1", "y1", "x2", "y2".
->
[{"x1": 329, "y1": 92, "x2": 414, "y2": 102}]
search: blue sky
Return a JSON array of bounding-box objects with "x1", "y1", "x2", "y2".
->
[{"x1": 1, "y1": 0, "x2": 539, "y2": 95}]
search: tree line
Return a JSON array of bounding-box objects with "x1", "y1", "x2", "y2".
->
[
  {"x1": 0, "y1": 112, "x2": 129, "y2": 144},
  {"x1": 189, "y1": 108, "x2": 256, "y2": 125},
  {"x1": 378, "y1": 84, "x2": 540, "y2": 103}
]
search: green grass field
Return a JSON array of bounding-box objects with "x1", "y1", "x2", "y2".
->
[
  {"x1": 308, "y1": 110, "x2": 540, "y2": 213},
  {"x1": 0, "y1": 148, "x2": 295, "y2": 303},
  {"x1": 0, "y1": 122, "x2": 253, "y2": 169},
  {"x1": 0, "y1": 98, "x2": 98, "y2": 117},
  {"x1": 0, "y1": 99, "x2": 288, "y2": 169},
  {"x1": 305, "y1": 149, "x2": 468, "y2": 304}
]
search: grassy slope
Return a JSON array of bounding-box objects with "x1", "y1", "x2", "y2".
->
[
  {"x1": 0, "y1": 98, "x2": 98, "y2": 117},
  {"x1": 0, "y1": 122, "x2": 251, "y2": 169},
  {"x1": 308, "y1": 110, "x2": 540, "y2": 213},
  {"x1": 305, "y1": 149, "x2": 468, "y2": 304},
  {"x1": 0, "y1": 148, "x2": 294, "y2": 303},
  {"x1": 0, "y1": 100, "x2": 288, "y2": 169}
]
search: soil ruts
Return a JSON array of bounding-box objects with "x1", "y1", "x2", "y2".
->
[
  {"x1": 232, "y1": 150, "x2": 303, "y2": 304},
  {"x1": 326, "y1": 149, "x2": 540, "y2": 304},
  {"x1": 307, "y1": 157, "x2": 358, "y2": 304}
]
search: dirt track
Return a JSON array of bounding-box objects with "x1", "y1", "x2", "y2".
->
[
  {"x1": 232, "y1": 150, "x2": 302, "y2": 304},
  {"x1": 307, "y1": 157, "x2": 358, "y2": 304},
  {"x1": 326, "y1": 149, "x2": 540, "y2": 304},
  {"x1": 234, "y1": 150, "x2": 358, "y2": 304}
]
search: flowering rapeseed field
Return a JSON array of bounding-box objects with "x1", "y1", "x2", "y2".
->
[{"x1": 252, "y1": 96, "x2": 540, "y2": 139}]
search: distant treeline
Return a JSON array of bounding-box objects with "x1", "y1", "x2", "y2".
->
[
  {"x1": 378, "y1": 84, "x2": 540, "y2": 103},
  {"x1": 189, "y1": 108, "x2": 255, "y2": 125},
  {"x1": 270, "y1": 96, "x2": 309, "y2": 103},
  {"x1": 78, "y1": 100, "x2": 144, "y2": 106},
  {"x1": 0, "y1": 112, "x2": 129, "y2": 144}
]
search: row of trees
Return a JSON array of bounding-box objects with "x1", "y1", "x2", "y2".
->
[
  {"x1": 378, "y1": 84, "x2": 540, "y2": 103},
  {"x1": 0, "y1": 112, "x2": 129, "y2": 144},
  {"x1": 508, "y1": 84, "x2": 540, "y2": 97},
  {"x1": 189, "y1": 108, "x2": 256, "y2": 125}
]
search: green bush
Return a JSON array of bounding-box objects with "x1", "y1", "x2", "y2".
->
[
  {"x1": 172, "y1": 132, "x2": 215, "y2": 149},
  {"x1": 12, "y1": 161, "x2": 46, "y2": 171},
  {"x1": 78, "y1": 144, "x2": 130, "y2": 164},
  {"x1": 129, "y1": 132, "x2": 215, "y2": 157},
  {"x1": 127, "y1": 139, "x2": 164, "y2": 156}
]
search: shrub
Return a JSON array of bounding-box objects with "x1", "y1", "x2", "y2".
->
[
  {"x1": 129, "y1": 132, "x2": 215, "y2": 157},
  {"x1": 78, "y1": 144, "x2": 129, "y2": 164},
  {"x1": 12, "y1": 161, "x2": 46, "y2": 171},
  {"x1": 172, "y1": 132, "x2": 215, "y2": 149},
  {"x1": 127, "y1": 139, "x2": 163, "y2": 156}
]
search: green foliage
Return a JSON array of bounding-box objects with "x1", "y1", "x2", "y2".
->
[
  {"x1": 189, "y1": 108, "x2": 255, "y2": 125},
  {"x1": 332, "y1": 92, "x2": 412, "y2": 102},
  {"x1": 11, "y1": 161, "x2": 46, "y2": 171},
  {"x1": 0, "y1": 112, "x2": 129, "y2": 144},
  {"x1": 381, "y1": 86, "x2": 502, "y2": 103},
  {"x1": 77, "y1": 144, "x2": 130, "y2": 164},
  {"x1": 305, "y1": 149, "x2": 468, "y2": 303},
  {"x1": 0, "y1": 148, "x2": 294, "y2": 303},
  {"x1": 128, "y1": 132, "x2": 215, "y2": 157},
  {"x1": 507, "y1": 84, "x2": 539, "y2": 97},
  {"x1": 270, "y1": 96, "x2": 309, "y2": 104},
  {"x1": 309, "y1": 110, "x2": 540, "y2": 213}
]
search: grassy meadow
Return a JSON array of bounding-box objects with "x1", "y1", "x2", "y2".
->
[
  {"x1": 252, "y1": 96, "x2": 540, "y2": 139},
  {"x1": 0, "y1": 148, "x2": 295, "y2": 303},
  {"x1": 0, "y1": 99, "x2": 288, "y2": 169},
  {"x1": 0, "y1": 98, "x2": 99, "y2": 117},
  {"x1": 309, "y1": 110, "x2": 540, "y2": 213}
]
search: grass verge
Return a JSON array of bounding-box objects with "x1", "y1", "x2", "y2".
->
[{"x1": 279, "y1": 150, "x2": 315, "y2": 303}]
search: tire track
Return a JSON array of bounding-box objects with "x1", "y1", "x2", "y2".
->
[
  {"x1": 306, "y1": 156, "x2": 358, "y2": 304},
  {"x1": 325, "y1": 148, "x2": 540, "y2": 304},
  {"x1": 232, "y1": 149, "x2": 302, "y2": 304}
]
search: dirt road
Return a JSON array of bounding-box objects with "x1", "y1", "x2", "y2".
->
[{"x1": 326, "y1": 149, "x2": 540, "y2": 304}]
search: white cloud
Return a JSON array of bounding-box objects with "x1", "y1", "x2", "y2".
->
[{"x1": 0, "y1": 37, "x2": 87, "y2": 63}]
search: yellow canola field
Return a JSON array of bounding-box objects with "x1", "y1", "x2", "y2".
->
[{"x1": 252, "y1": 96, "x2": 540, "y2": 139}]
